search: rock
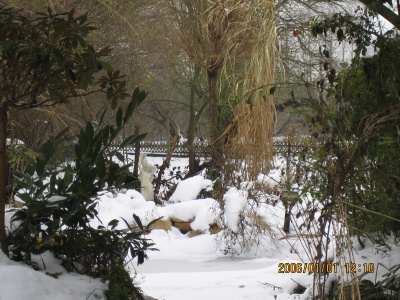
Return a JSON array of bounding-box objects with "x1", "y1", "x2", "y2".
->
[
  {"x1": 170, "y1": 217, "x2": 195, "y2": 223},
  {"x1": 144, "y1": 296, "x2": 158, "y2": 300},
  {"x1": 13, "y1": 199, "x2": 24, "y2": 208},
  {"x1": 130, "y1": 218, "x2": 171, "y2": 232},
  {"x1": 172, "y1": 221, "x2": 192, "y2": 233},
  {"x1": 148, "y1": 218, "x2": 171, "y2": 232},
  {"x1": 188, "y1": 230, "x2": 203, "y2": 238},
  {"x1": 170, "y1": 217, "x2": 194, "y2": 233},
  {"x1": 209, "y1": 223, "x2": 223, "y2": 234}
]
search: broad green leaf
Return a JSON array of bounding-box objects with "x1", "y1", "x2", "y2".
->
[
  {"x1": 52, "y1": 48, "x2": 64, "y2": 65},
  {"x1": 146, "y1": 217, "x2": 163, "y2": 229},
  {"x1": 98, "y1": 108, "x2": 107, "y2": 126},
  {"x1": 14, "y1": 179, "x2": 31, "y2": 190},
  {"x1": 78, "y1": 130, "x2": 88, "y2": 153},
  {"x1": 55, "y1": 127, "x2": 69, "y2": 142},
  {"x1": 85, "y1": 122, "x2": 94, "y2": 142},
  {"x1": 124, "y1": 88, "x2": 147, "y2": 121},
  {"x1": 111, "y1": 97, "x2": 118, "y2": 110},
  {"x1": 115, "y1": 151, "x2": 125, "y2": 162},
  {"x1": 121, "y1": 217, "x2": 133, "y2": 230},
  {"x1": 36, "y1": 159, "x2": 46, "y2": 176},
  {"x1": 133, "y1": 214, "x2": 143, "y2": 230},
  {"x1": 120, "y1": 133, "x2": 147, "y2": 148},
  {"x1": 108, "y1": 219, "x2": 119, "y2": 230},
  {"x1": 96, "y1": 155, "x2": 106, "y2": 178},
  {"x1": 67, "y1": 8, "x2": 75, "y2": 20},
  {"x1": 269, "y1": 85, "x2": 277, "y2": 95},
  {"x1": 97, "y1": 59, "x2": 113, "y2": 72},
  {"x1": 246, "y1": 96, "x2": 252, "y2": 106},
  {"x1": 116, "y1": 107, "x2": 123, "y2": 128},
  {"x1": 16, "y1": 192, "x2": 31, "y2": 204},
  {"x1": 74, "y1": 144, "x2": 82, "y2": 160},
  {"x1": 76, "y1": 34, "x2": 87, "y2": 48},
  {"x1": 42, "y1": 141, "x2": 54, "y2": 161},
  {"x1": 137, "y1": 250, "x2": 145, "y2": 265}
]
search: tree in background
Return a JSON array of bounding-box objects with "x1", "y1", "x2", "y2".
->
[
  {"x1": 166, "y1": 0, "x2": 278, "y2": 181},
  {"x1": 0, "y1": 5, "x2": 127, "y2": 255},
  {"x1": 0, "y1": 0, "x2": 171, "y2": 147}
]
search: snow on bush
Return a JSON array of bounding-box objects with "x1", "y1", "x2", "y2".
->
[
  {"x1": 223, "y1": 187, "x2": 248, "y2": 233},
  {"x1": 257, "y1": 169, "x2": 281, "y2": 189},
  {"x1": 169, "y1": 175, "x2": 213, "y2": 203},
  {"x1": 91, "y1": 190, "x2": 159, "y2": 229}
]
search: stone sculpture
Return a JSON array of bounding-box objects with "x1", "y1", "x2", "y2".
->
[{"x1": 139, "y1": 153, "x2": 156, "y2": 201}]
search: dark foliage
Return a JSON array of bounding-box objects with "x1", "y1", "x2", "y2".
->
[{"x1": 8, "y1": 89, "x2": 156, "y2": 298}]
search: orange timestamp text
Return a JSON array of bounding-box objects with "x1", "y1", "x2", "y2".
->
[{"x1": 278, "y1": 262, "x2": 375, "y2": 274}]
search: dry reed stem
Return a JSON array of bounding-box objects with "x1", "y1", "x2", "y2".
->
[
  {"x1": 222, "y1": 0, "x2": 277, "y2": 181},
  {"x1": 165, "y1": 0, "x2": 278, "y2": 180},
  {"x1": 334, "y1": 200, "x2": 361, "y2": 300}
]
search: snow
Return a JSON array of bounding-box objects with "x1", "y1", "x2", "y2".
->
[
  {"x1": 258, "y1": 169, "x2": 281, "y2": 189},
  {"x1": 6, "y1": 138, "x2": 24, "y2": 145},
  {"x1": 2, "y1": 156, "x2": 400, "y2": 300}
]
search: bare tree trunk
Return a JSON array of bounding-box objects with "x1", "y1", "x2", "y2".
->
[
  {"x1": 188, "y1": 85, "x2": 197, "y2": 175},
  {"x1": 187, "y1": 65, "x2": 209, "y2": 176},
  {"x1": 207, "y1": 68, "x2": 219, "y2": 166},
  {"x1": 154, "y1": 133, "x2": 179, "y2": 204},
  {"x1": 0, "y1": 104, "x2": 9, "y2": 256}
]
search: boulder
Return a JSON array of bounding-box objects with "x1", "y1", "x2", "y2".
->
[
  {"x1": 209, "y1": 223, "x2": 223, "y2": 234},
  {"x1": 188, "y1": 230, "x2": 203, "y2": 238},
  {"x1": 172, "y1": 221, "x2": 192, "y2": 233},
  {"x1": 170, "y1": 217, "x2": 195, "y2": 223},
  {"x1": 148, "y1": 218, "x2": 172, "y2": 232},
  {"x1": 130, "y1": 218, "x2": 171, "y2": 232}
]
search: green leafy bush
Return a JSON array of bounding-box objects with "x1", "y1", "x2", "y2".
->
[
  {"x1": 105, "y1": 264, "x2": 144, "y2": 300},
  {"x1": 8, "y1": 89, "x2": 155, "y2": 298}
]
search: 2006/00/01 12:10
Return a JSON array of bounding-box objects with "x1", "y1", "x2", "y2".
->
[{"x1": 277, "y1": 262, "x2": 375, "y2": 274}]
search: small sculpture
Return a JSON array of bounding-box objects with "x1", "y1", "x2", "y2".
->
[{"x1": 139, "y1": 153, "x2": 156, "y2": 201}]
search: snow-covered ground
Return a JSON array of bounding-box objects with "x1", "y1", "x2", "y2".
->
[
  {"x1": 0, "y1": 250, "x2": 106, "y2": 300},
  {"x1": 133, "y1": 227, "x2": 400, "y2": 300},
  {"x1": 1, "y1": 156, "x2": 400, "y2": 300},
  {"x1": 134, "y1": 228, "x2": 308, "y2": 300}
]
